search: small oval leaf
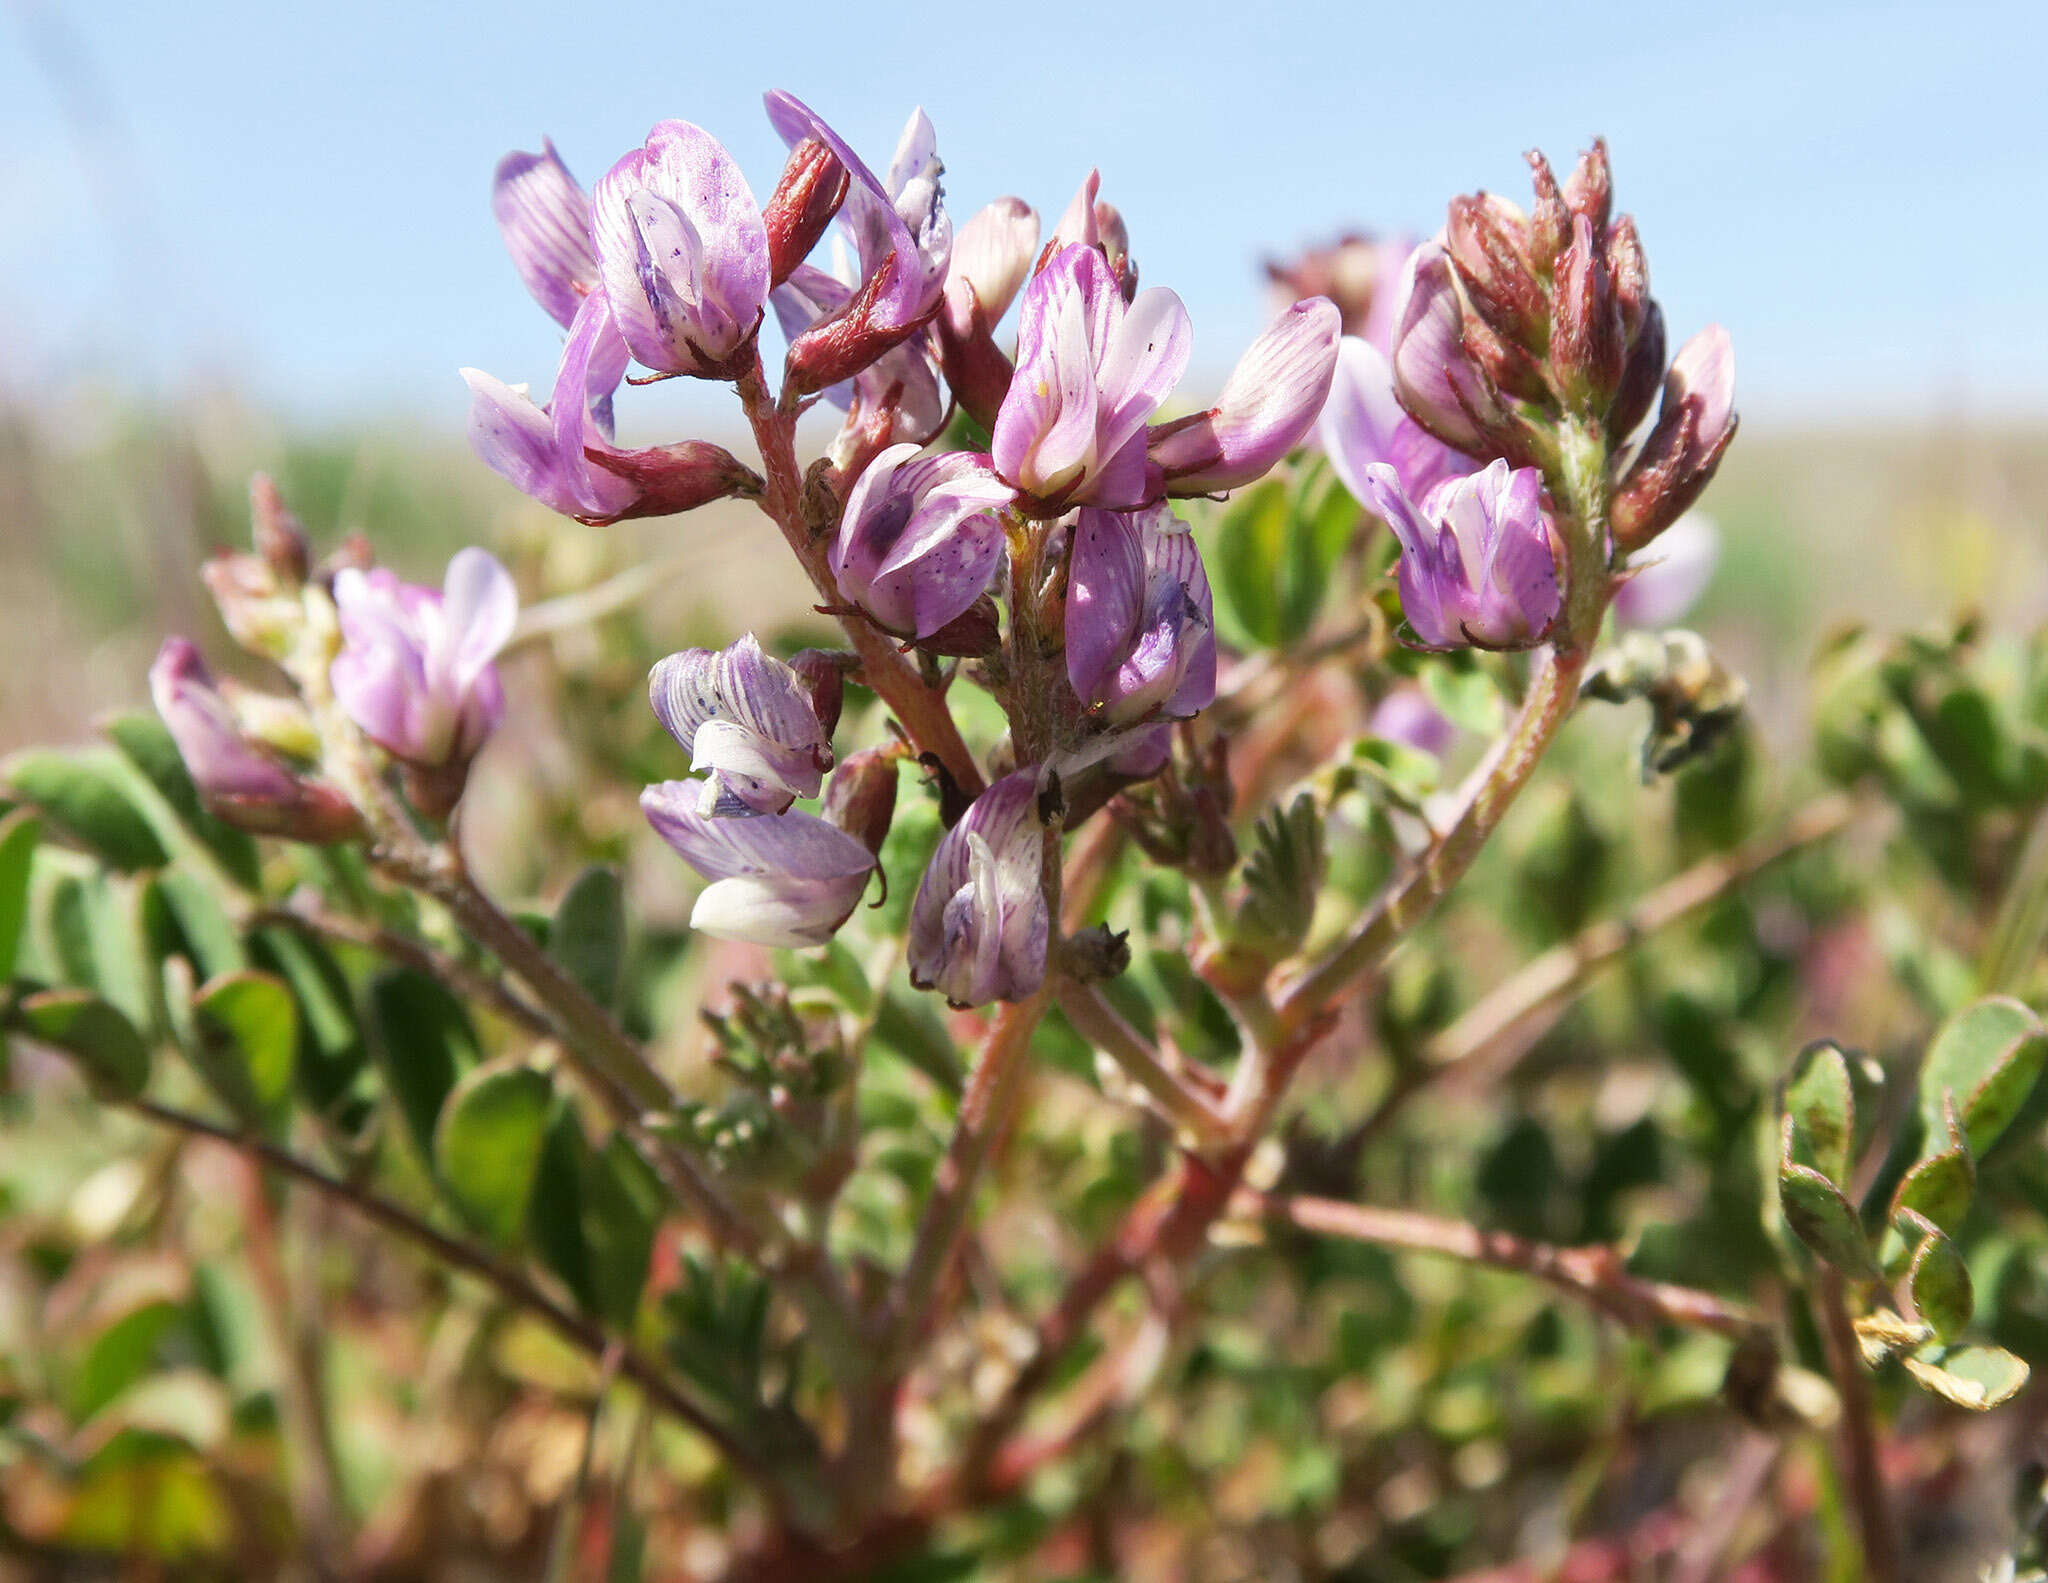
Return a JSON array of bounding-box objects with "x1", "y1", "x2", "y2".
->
[
  {"x1": 1890, "y1": 1146, "x2": 1975, "y2": 1239},
  {"x1": 1901, "y1": 1342, "x2": 2029, "y2": 1410},
  {"x1": 1921, "y1": 996, "x2": 2047, "y2": 1158},
  {"x1": 0, "y1": 808, "x2": 40, "y2": 981},
  {"x1": 191, "y1": 972, "x2": 298, "y2": 1121},
  {"x1": 1779, "y1": 1161, "x2": 1880, "y2": 1281},
  {"x1": 436, "y1": 1065, "x2": 553, "y2": 1247},
  {"x1": 3, "y1": 750, "x2": 169, "y2": 872},
  {"x1": 17, "y1": 989, "x2": 150, "y2": 1101},
  {"x1": 551, "y1": 866, "x2": 625, "y2": 1011},
  {"x1": 1785, "y1": 1039, "x2": 1855, "y2": 1187}
]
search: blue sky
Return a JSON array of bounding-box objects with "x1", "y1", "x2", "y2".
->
[{"x1": 2, "y1": 0, "x2": 2041, "y2": 434}]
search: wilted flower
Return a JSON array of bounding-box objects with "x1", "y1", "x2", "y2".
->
[
  {"x1": 1148, "y1": 298, "x2": 1341, "y2": 496},
  {"x1": 1319, "y1": 334, "x2": 1478, "y2": 507},
  {"x1": 591, "y1": 121, "x2": 770, "y2": 379},
  {"x1": 908, "y1": 767, "x2": 1050, "y2": 1006},
  {"x1": 649, "y1": 635, "x2": 834, "y2": 817},
  {"x1": 330, "y1": 548, "x2": 517, "y2": 771},
  {"x1": 991, "y1": 243, "x2": 1192, "y2": 514},
  {"x1": 767, "y1": 93, "x2": 952, "y2": 393},
  {"x1": 832, "y1": 444, "x2": 1014, "y2": 641},
  {"x1": 641, "y1": 787, "x2": 876, "y2": 949},
  {"x1": 150, "y1": 639, "x2": 359, "y2": 842},
  {"x1": 1066, "y1": 505, "x2": 1215, "y2": 726},
  {"x1": 1612, "y1": 326, "x2": 1737, "y2": 549},
  {"x1": 492, "y1": 140, "x2": 599, "y2": 330},
  {"x1": 1359, "y1": 458, "x2": 1562, "y2": 651},
  {"x1": 1611, "y1": 510, "x2": 1719, "y2": 627},
  {"x1": 463, "y1": 293, "x2": 762, "y2": 523}
]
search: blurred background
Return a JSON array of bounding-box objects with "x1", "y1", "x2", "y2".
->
[{"x1": 3, "y1": 0, "x2": 2046, "y2": 752}]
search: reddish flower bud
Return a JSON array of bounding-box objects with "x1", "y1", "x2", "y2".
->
[
  {"x1": 1605, "y1": 215, "x2": 1653, "y2": 345},
  {"x1": 821, "y1": 746, "x2": 900, "y2": 858},
  {"x1": 1524, "y1": 151, "x2": 1570, "y2": 274},
  {"x1": 1608, "y1": 299, "x2": 1667, "y2": 441},
  {"x1": 581, "y1": 439, "x2": 764, "y2": 521},
  {"x1": 249, "y1": 474, "x2": 310, "y2": 585},
  {"x1": 787, "y1": 649, "x2": 852, "y2": 740},
  {"x1": 1549, "y1": 215, "x2": 1625, "y2": 411},
  {"x1": 1612, "y1": 326, "x2": 1738, "y2": 550},
  {"x1": 1562, "y1": 138, "x2": 1613, "y2": 234},
  {"x1": 762, "y1": 137, "x2": 849, "y2": 287},
  {"x1": 1445, "y1": 194, "x2": 1546, "y2": 346}
]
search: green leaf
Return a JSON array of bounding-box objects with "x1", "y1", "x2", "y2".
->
[
  {"x1": 68, "y1": 1300, "x2": 181, "y2": 1422},
  {"x1": 17, "y1": 989, "x2": 150, "y2": 1100},
  {"x1": 1889, "y1": 1145, "x2": 1974, "y2": 1240},
  {"x1": 436, "y1": 1065, "x2": 553, "y2": 1246},
  {"x1": 1919, "y1": 996, "x2": 2047, "y2": 1158},
  {"x1": 1784, "y1": 1040, "x2": 1856, "y2": 1187},
  {"x1": 1779, "y1": 1156, "x2": 1880, "y2": 1281},
  {"x1": 147, "y1": 870, "x2": 248, "y2": 983},
  {"x1": 189, "y1": 972, "x2": 298, "y2": 1121},
  {"x1": 1904, "y1": 1222, "x2": 1973, "y2": 1342},
  {"x1": 551, "y1": 866, "x2": 624, "y2": 1010},
  {"x1": 101, "y1": 713, "x2": 261, "y2": 890},
  {"x1": 0, "y1": 808, "x2": 39, "y2": 981},
  {"x1": 1421, "y1": 659, "x2": 1505, "y2": 736},
  {"x1": 869, "y1": 989, "x2": 964, "y2": 1095},
  {"x1": 583, "y1": 1134, "x2": 664, "y2": 1330},
  {"x1": 2, "y1": 749, "x2": 169, "y2": 871},
  {"x1": 1901, "y1": 1342, "x2": 2029, "y2": 1410},
  {"x1": 530, "y1": 1102, "x2": 597, "y2": 1313},
  {"x1": 1206, "y1": 476, "x2": 1290, "y2": 650},
  {"x1": 250, "y1": 927, "x2": 367, "y2": 1119},
  {"x1": 366, "y1": 968, "x2": 476, "y2": 1167}
]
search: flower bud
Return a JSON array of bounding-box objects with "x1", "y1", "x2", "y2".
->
[
  {"x1": 1319, "y1": 336, "x2": 1478, "y2": 506},
  {"x1": 150, "y1": 640, "x2": 360, "y2": 843},
  {"x1": 1445, "y1": 194, "x2": 1545, "y2": 347},
  {"x1": 908, "y1": 767, "x2": 1050, "y2": 1006},
  {"x1": 1357, "y1": 458, "x2": 1563, "y2": 651},
  {"x1": 820, "y1": 746, "x2": 900, "y2": 858},
  {"x1": 934, "y1": 197, "x2": 1039, "y2": 430},
  {"x1": 330, "y1": 548, "x2": 517, "y2": 776},
  {"x1": 1562, "y1": 138, "x2": 1614, "y2": 234},
  {"x1": 762, "y1": 137, "x2": 849, "y2": 287},
  {"x1": 1611, "y1": 325, "x2": 1737, "y2": 550},
  {"x1": 1066, "y1": 505, "x2": 1216, "y2": 727},
  {"x1": 786, "y1": 650, "x2": 851, "y2": 741},
  {"x1": 201, "y1": 551, "x2": 301, "y2": 662},
  {"x1": 642, "y1": 787, "x2": 877, "y2": 949},
  {"x1": 649, "y1": 635, "x2": 834, "y2": 818},
  {"x1": 1524, "y1": 151, "x2": 1570, "y2": 274},
  {"x1": 592, "y1": 121, "x2": 770, "y2": 379},
  {"x1": 834, "y1": 445, "x2": 1014, "y2": 640},
  {"x1": 1148, "y1": 298, "x2": 1341, "y2": 496},
  {"x1": 248, "y1": 475, "x2": 310, "y2": 586},
  {"x1": 1607, "y1": 299, "x2": 1666, "y2": 442},
  {"x1": 1549, "y1": 215, "x2": 1626, "y2": 412},
  {"x1": 492, "y1": 139, "x2": 599, "y2": 331},
  {"x1": 1387, "y1": 242, "x2": 1510, "y2": 457}
]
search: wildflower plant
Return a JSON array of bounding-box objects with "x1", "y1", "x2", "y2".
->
[{"x1": 5, "y1": 100, "x2": 2048, "y2": 1583}]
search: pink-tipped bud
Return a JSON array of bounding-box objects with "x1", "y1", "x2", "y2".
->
[
  {"x1": 1563, "y1": 140, "x2": 1614, "y2": 233},
  {"x1": 582, "y1": 439, "x2": 764, "y2": 521},
  {"x1": 1612, "y1": 325, "x2": 1738, "y2": 549},
  {"x1": 1524, "y1": 151, "x2": 1570, "y2": 273},
  {"x1": 1445, "y1": 194, "x2": 1545, "y2": 346},
  {"x1": 201, "y1": 552, "x2": 300, "y2": 662},
  {"x1": 1606, "y1": 215, "x2": 1652, "y2": 345},
  {"x1": 762, "y1": 137, "x2": 849, "y2": 288}
]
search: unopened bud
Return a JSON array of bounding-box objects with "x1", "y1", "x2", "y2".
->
[
  {"x1": 583, "y1": 440, "x2": 763, "y2": 520},
  {"x1": 1611, "y1": 325, "x2": 1737, "y2": 549},
  {"x1": 249, "y1": 474, "x2": 310, "y2": 585},
  {"x1": 1060, "y1": 923, "x2": 1131, "y2": 985},
  {"x1": 1607, "y1": 299, "x2": 1667, "y2": 442},
  {"x1": 1525, "y1": 151, "x2": 1570, "y2": 273},
  {"x1": 1445, "y1": 194, "x2": 1545, "y2": 346},
  {"x1": 1094, "y1": 200, "x2": 1137, "y2": 299},
  {"x1": 200, "y1": 552, "x2": 300, "y2": 661},
  {"x1": 763, "y1": 137, "x2": 849, "y2": 287},
  {"x1": 821, "y1": 746, "x2": 900, "y2": 858},
  {"x1": 1549, "y1": 215, "x2": 1625, "y2": 411},
  {"x1": 784, "y1": 266, "x2": 931, "y2": 398},
  {"x1": 1606, "y1": 215, "x2": 1653, "y2": 345},
  {"x1": 914, "y1": 593, "x2": 1002, "y2": 659},
  {"x1": 787, "y1": 649, "x2": 852, "y2": 740},
  {"x1": 1582, "y1": 627, "x2": 1747, "y2": 779},
  {"x1": 219, "y1": 680, "x2": 320, "y2": 761},
  {"x1": 1562, "y1": 138, "x2": 1613, "y2": 234}
]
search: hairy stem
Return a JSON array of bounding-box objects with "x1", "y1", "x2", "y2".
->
[
  {"x1": 735, "y1": 356, "x2": 984, "y2": 796},
  {"x1": 1815, "y1": 1268, "x2": 1901, "y2": 1583}
]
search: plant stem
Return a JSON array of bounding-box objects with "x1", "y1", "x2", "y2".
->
[
  {"x1": 128, "y1": 1097, "x2": 774, "y2": 1489},
  {"x1": 734, "y1": 356, "x2": 984, "y2": 797},
  {"x1": 1814, "y1": 1268, "x2": 1901, "y2": 1583},
  {"x1": 1056, "y1": 978, "x2": 1232, "y2": 1146},
  {"x1": 1241, "y1": 1191, "x2": 1769, "y2": 1341}
]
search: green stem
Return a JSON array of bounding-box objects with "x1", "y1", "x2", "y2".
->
[{"x1": 1056, "y1": 978, "x2": 1231, "y2": 1146}]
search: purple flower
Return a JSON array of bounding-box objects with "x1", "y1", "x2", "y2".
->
[
  {"x1": 648, "y1": 635, "x2": 833, "y2": 817},
  {"x1": 943, "y1": 196, "x2": 1040, "y2": 340},
  {"x1": 1148, "y1": 298, "x2": 1342, "y2": 496},
  {"x1": 1387, "y1": 240, "x2": 1510, "y2": 456},
  {"x1": 1066, "y1": 505, "x2": 1215, "y2": 726},
  {"x1": 641, "y1": 786, "x2": 876, "y2": 949},
  {"x1": 1358, "y1": 459, "x2": 1562, "y2": 651},
  {"x1": 1319, "y1": 334, "x2": 1479, "y2": 507},
  {"x1": 832, "y1": 444, "x2": 1014, "y2": 640},
  {"x1": 908, "y1": 768, "x2": 1049, "y2": 1006},
  {"x1": 1611, "y1": 510, "x2": 1718, "y2": 628},
  {"x1": 150, "y1": 639, "x2": 359, "y2": 841},
  {"x1": 492, "y1": 140, "x2": 598, "y2": 330},
  {"x1": 591, "y1": 121, "x2": 770, "y2": 379},
  {"x1": 772, "y1": 265, "x2": 945, "y2": 451},
  {"x1": 462, "y1": 293, "x2": 762, "y2": 524},
  {"x1": 1368, "y1": 687, "x2": 1456, "y2": 758},
  {"x1": 766, "y1": 93, "x2": 952, "y2": 391},
  {"x1": 1613, "y1": 325, "x2": 1738, "y2": 547},
  {"x1": 991, "y1": 243, "x2": 1192, "y2": 513},
  {"x1": 330, "y1": 548, "x2": 518, "y2": 768},
  {"x1": 1048, "y1": 170, "x2": 1136, "y2": 297}
]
